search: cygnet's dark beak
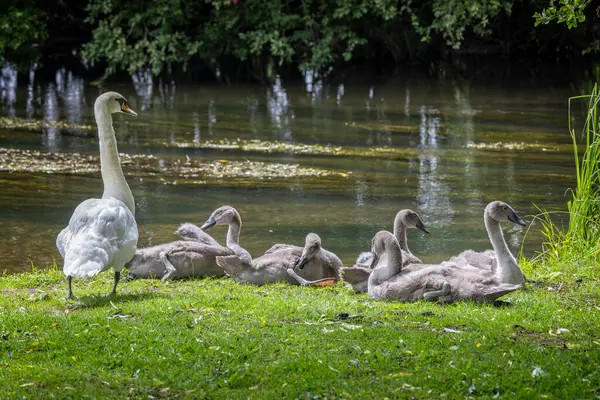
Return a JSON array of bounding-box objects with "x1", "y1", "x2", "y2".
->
[
  {"x1": 296, "y1": 255, "x2": 308, "y2": 270},
  {"x1": 508, "y1": 212, "x2": 527, "y2": 227},
  {"x1": 200, "y1": 216, "x2": 217, "y2": 230},
  {"x1": 369, "y1": 253, "x2": 379, "y2": 270},
  {"x1": 416, "y1": 219, "x2": 429, "y2": 234}
]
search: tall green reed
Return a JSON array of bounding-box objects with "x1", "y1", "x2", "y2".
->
[{"x1": 527, "y1": 85, "x2": 600, "y2": 279}]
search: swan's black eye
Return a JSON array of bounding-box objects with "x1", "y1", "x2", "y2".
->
[{"x1": 116, "y1": 98, "x2": 126, "y2": 106}]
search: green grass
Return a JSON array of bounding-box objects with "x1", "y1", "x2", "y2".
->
[{"x1": 1, "y1": 267, "x2": 599, "y2": 399}]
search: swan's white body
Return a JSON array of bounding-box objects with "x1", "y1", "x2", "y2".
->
[
  {"x1": 56, "y1": 91, "x2": 138, "y2": 297},
  {"x1": 57, "y1": 198, "x2": 137, "y2": 278}
]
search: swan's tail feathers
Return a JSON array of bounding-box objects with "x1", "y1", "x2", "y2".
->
[
  {"x1": 483, "y1": 284, "x2": 521, "y2": 301},
  {"x1": 216, "y1": 255, "x2": 251, "y2": 276},
  {"x1": 62, "y1": 237, "x2": 112, "y2": 278},
  {"x1": 56, "y1": 227, "x2": 72, "y2": 258},
  {"x1": 63, "y1": 259, "x2": 105, "y2": 278},
  {"x1": 340, "y1": 266, "x2": 371, "y2": 284}
]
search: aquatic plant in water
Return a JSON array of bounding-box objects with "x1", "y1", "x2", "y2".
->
[
  {"x1": 0, "y1": 117, "x2": 94, "y2": 135},
  {"x1": 0, "y1": 148, "x2": 349, "y2": 182}
]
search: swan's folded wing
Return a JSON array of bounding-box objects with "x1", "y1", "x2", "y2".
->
[
  {"x1": 167, "y1": 241, "x2": 234, "y2": 258},
  {"x1": 450, "y1": 250, "x2": 495, "y2": 270},
  {"x1": 216, "y1": 254, "x2": 252, "y2": 275},
  {"x1": 264, "y1": 243, "x2": 297, "y2": 255},
  {"x1": 56, "y1": 226, "x2": 72, "y2": 258},
  {"x1": 340, "y1": 266, "x2": 372, "y2": 284},
  {"x1": 62, "y1": 198, "x2": 138, "y2": 278}
]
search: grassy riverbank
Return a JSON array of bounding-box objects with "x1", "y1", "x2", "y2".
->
[{"x1": 1, "y1": 267, "x2": 599, "y2": 399}]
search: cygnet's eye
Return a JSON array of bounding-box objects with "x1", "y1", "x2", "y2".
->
[{"x1": 502, "y1": 206, "x2": 508, "y2": 211}]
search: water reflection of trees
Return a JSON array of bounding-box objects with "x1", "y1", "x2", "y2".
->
[
  {"x1": 413, "y1": 105, "x2": 454, "y2": 231},
  {"x1": 266, "y1": 75, "x2": 293, "y2": 141},
  {"x1": 131, "y1": 69, "x2": 153, "y2": 111},
  {"x1": 0, "y1": 65, "x2": 17, "y2": 118},
  {"x1": 55, "y1": 68, "x2": 85, "y2": 125}
]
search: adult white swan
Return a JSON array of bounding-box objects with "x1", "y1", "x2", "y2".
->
[{"x1": 56, "y1": 91, "x2": 138, "y2": 298}]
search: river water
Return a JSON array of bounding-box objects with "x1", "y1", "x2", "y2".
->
[{"x1": 0, "y1": 66, "x2": 580, "y2": 274}]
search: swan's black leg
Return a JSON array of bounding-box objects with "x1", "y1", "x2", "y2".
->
[
  {"x1": 108, "y1": 271, "x2": 120, "y2": 297},
  {"x1": 67, "y1": 275, "x2": 74, "y2": 299}
]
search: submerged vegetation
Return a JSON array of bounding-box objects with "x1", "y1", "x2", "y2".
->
[{"x1": 0, "y1": 148, "x2": 349, "y2": 182}]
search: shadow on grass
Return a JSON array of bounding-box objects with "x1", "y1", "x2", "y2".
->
[{"x1": 66, "y1": 291, "x2": 167, "y2": 308}]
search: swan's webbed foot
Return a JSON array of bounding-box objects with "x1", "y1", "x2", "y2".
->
[
  {"x1": 159, "y1": 251, "x2": 177, "y2": 281},
  {"x1": 286, "y1": 268, "x2": 336, "y2": 287},
  {"x1": 423, "y1": 281, "x2": 451, "y2": 302}
]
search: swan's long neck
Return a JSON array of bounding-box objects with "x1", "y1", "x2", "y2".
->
[
  {"x1": 369, "y1": 239, "x2": 403, "y2": 286},
  {"x1": 393, "y1": 217, "x2": 411, "y2": 254},
  {"x1": 226, "y1": 214, "x2": 242, "y2": 248},
  {"x1": 485, "y1": 213, "x2": 520, "y2": 282},
  {"x1": 96, "y1": 106, "x2": 135, "y2": 215}
]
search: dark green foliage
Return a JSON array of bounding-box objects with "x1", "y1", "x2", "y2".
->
[
  {"x1": 0, "y1": 2, "x2": 47, "y2": 67},
  {"x1": 82, "y1": 0, "x2": 203, "y2": 75},
  {"x1": 0, "y1": 0, "x2": 597, "y2": 80},
  {"x1": 534, "y1": 0, "x2": 591, "y2": 28}
]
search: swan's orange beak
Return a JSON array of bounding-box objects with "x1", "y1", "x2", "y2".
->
[{"x1": 121, "y1": 103, "x2": 138, "y2": 117}]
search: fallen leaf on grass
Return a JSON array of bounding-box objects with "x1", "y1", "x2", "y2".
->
[
  {"x1": 340, "y1": 323, "x2": 362, "y2": 330},
  {"x1": 549, "y1": 328, "x2": 571, "y2": 336},
  {"x1": 468, "y1": 381, "x2": 477, "y2": 395},
  {"x1": 402, "y1": 383, "x2": 421, "y2": 391},
  {"x1": 176, "y1": 306, "x2": 216, "y2": 313},
  {"x1": 532, "y1": 367, "x2": 547, "y2": 378},
  {"x1": 389, "y1": 371, "x2": 413, "y2": 377},
  {"x1": 107, "y1": 314, "x2": 132, "y2": 320},
  {"x1": 444, "y1": 327, "x2": 463, "y2": 333}
]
